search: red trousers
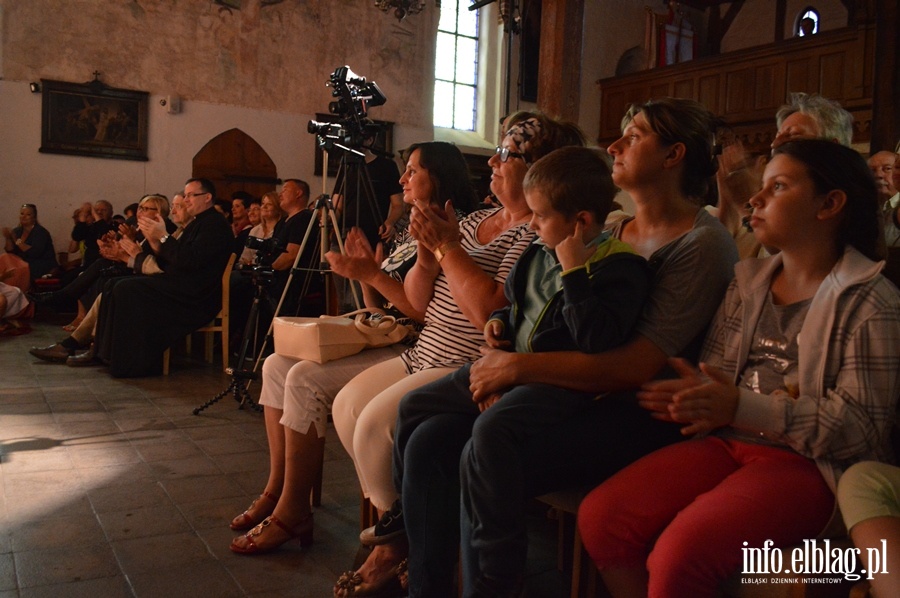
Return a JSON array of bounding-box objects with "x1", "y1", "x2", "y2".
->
[{"x1": 577, "y1": 437, "x2": 834, "y2": 598}]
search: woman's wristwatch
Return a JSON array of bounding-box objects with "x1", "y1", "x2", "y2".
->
[
  {"x1": 434, "y1": 240, "x2": 461, "y2": 263},
  {"x1": 159, "y1": 233, "x2": 171, "y2": 244}
]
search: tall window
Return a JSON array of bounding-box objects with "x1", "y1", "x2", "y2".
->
[{"x1": 434, "y1": 0, "x2": 479, "y2": 131}]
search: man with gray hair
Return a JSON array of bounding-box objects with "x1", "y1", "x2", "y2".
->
[
  {"x1": 771, "y1": 92, "x2": 854, "y2": 148},
  {"x1": 868, "y1": 150, "x2": 899, "y2": 213}
]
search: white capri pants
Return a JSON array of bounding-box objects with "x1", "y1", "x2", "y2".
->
[
  {"x1": 331, "y1": 355, "x2": 457, "y2": 511},
  {"x1": 258, "y1": 345, "x2": 407, "y2": 438},
  {"x1": 837, "y1": 461, "x2": 900, "y2": 531}
]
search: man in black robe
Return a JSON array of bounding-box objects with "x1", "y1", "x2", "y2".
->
[{"x1": 93, "y1": 178, "x2": 233, "y2": 377}]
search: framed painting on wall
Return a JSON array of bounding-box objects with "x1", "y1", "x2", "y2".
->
[{"x1": 39, "y1": 78, "x2": 149, "y2": 161}]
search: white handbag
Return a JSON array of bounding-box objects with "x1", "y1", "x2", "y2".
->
[{"x1": 273, "y1": 308, "x2": 409, "y2": 364}]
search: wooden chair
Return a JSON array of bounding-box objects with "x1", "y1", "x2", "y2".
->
[
  {"x1": 536, "y1": 489, "x2": 599, "y2": 598},
  {"x1": 163, "y1": 253, "x2": 236, "y2": 375}
]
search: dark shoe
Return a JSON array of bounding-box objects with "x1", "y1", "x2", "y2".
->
[
  {"x1": 26, "y1": 291, "x2": 58, "y2": 304},
  {"x1": 29, "y1": 343, "x2": 74, "y2": 363},
  {"x1": 360, "y1": 498, "x2": 405, "y2": 547},
  {"x1": 66, "y1": 346, "x2": 99, "y2": 367}
]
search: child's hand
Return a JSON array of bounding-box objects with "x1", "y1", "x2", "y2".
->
[
  {"x1": 484, "y1": 320, "x2": 510, "y2": 349},
  {"x1": 555, "y1": 220, "x2": 594, "y2": 271},
  {"x1": 477, "y1": 392, "x2": 504, "y2": 412},
  {"x1": 638, "y1": 358, "x2": 739, "y2": 436}
]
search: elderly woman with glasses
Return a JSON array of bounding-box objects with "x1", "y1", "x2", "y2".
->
[
  {"x1": 330, "y1": 113, "x2": 587, "y2": 598},
  {"x1": 2, "y1": 203, "x2": 58, "y2": 283}
]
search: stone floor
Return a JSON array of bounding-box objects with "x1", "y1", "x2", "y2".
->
[{"x1": 0, "y1": 317, "x2": 570, "y2": 597}]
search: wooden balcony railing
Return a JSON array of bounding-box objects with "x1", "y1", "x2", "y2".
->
[{"x1": 597, "y1": 23, "x2": 875, "y2": 152}]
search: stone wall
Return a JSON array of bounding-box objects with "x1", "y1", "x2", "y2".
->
[
  {"x1": 2, "y1": 0, "x2": 434, "y2": 126},
  {"x1": 0, "y1": 0, "x2": 438, "y2": 250}
]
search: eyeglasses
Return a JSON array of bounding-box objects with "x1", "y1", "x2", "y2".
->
[
  {"x1": 494, "y1": 146, "x2": 526, "y2": 163},
  {"x1": 137, "y1": 206, "x2": 159, "y2": 212},
  {"x1": 184, "y1": 191, "x2": 209, "y2": 199}
]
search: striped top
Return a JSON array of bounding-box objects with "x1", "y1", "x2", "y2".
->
[{"x1": 401, "y1": 208, "x2": 535, "y2": 373}]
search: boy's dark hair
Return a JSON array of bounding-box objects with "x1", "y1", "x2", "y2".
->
[
  {"x1": 772, "y1": 139, "x2": 882, "y2": 261},
  {"x1": 523, "y1": 146, "x2": 618, "y2": 222},
  {"x1": 123, "y1": 202, "x2": 139, "y2": 217},
  {"x1": 622, "y1": 98, "x2": 721, "y2": 199}
]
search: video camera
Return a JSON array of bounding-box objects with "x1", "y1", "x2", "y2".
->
[
  {"x1": 307, "y1": 66, "x2": 387, "y2": 150},
  {"x1": 241, "y1": 234, "x2": 285, "y2": 282}
]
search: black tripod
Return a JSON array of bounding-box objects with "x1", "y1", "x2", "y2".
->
[
  {"x1": 193, "y1": 142, "x2": 383, "y2": 416},
  {"x1": 328, "y1": 143, "x2": 384, "y2": 310},
  {"x1": 193, "y1": 269, "x2": 273, "y2": 415}
]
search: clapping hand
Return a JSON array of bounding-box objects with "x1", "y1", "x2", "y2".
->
[
  {"x1": 409, "y1": 199, "x2": 458, "y2": 252},
  {"x1": 324, "y1": 227, "x2": 381, "y2": 284},
  {"x1": 118, "y1": 222, "x2": 138, "y2": 241},
  {"x1": 118, "y1": 236, "x2": 142, "y2": 259},
  {"x1": 138, "y1": 212, "x2": 166, "y2": 243},
  {"x1": 637, "y1": 358, "x2": 739, "y2": 436}
]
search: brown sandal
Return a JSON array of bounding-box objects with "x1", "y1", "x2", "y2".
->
[
  {"x1": 230, "y1": 514, "x2": 313, "y2": 555},
  {"x1": 229, "y1": 490, "x2": 279, "y2": 531}
]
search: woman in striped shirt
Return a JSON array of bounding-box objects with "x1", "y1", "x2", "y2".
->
[{"x1": 332, "y1": 114, "x2": 588, "y2": 597}]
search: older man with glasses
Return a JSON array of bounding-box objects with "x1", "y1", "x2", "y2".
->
[{"x1": 86, "y1": 178, "x2": 233, "y2": 377}]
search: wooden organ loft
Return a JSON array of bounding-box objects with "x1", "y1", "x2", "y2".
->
[
  {"x1": 533, "y1": 0, "x2": 898, "y2": 154},
  {"x1": 597, "y1": 18, "x2": 875, "y2": 154}
]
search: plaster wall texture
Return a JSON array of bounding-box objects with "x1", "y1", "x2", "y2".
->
[{"x1": 0, "y1": 0, "x2": 435, "y2": 252}]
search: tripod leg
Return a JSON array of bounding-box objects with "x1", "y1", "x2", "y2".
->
[
  {"x1": 193, "y1": 382, "x2": 237, "y2": 415},
  {"x1": 193, "y1": 288, "x2": 265, "y2": 415}
]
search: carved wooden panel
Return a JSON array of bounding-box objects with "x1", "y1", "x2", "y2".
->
[{"x1": 597, "y1": 24, "x2": 875, "y2": 153}]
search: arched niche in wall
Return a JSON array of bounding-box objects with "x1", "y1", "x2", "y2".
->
[{"x1": 192, "y1": 128, "x2": 279, "y2": 203}]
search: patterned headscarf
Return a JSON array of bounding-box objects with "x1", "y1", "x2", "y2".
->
[{"x1": 504, "y1": 117, "x2": 543, "y2": 164}]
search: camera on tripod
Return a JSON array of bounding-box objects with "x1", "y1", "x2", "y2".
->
[
  {"x1": 240, "y1": 234, "x2": 285, "y2": 282},
  {"x1": 307, "y1": 66, "x2": 387, "y2": 150}
]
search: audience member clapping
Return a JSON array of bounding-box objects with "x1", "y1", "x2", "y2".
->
[{"x1": 2, "y1": 203, "x2": 58, "y2": 282}]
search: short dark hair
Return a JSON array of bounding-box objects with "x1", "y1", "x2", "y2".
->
[
  {"x1": 282, "y1": 178, "x2": 310, "y2": 201},
  {"x1": 405, "y1": 142, "x2": 477, "y2": 214},
  {"x1": 772, "y1": 139, "x2": 882, "y2": 261},
  {"x1": 231, "y1": 191, "x2": 254, "y2": 208},
  {"x1": 622, "y1": 98, "x2": 722, "y2": 199},
  {"x1": 523, "y1": 147, "x2": 617, "y2": 222},
  {"x1": 186, "y1": 178, "x2": 216, "y2": 199},
  {"x1": 123, "y1": 202, "x2": 139, "y2": 216}
]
